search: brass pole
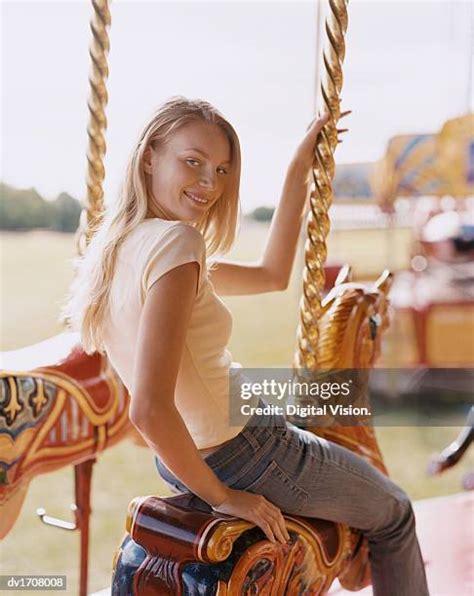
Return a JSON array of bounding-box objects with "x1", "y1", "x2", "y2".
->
[
  {"x1": 294, "y1": 0, "x2": 349, "y2": 370},
  {"x1": 312, "y1": 0, "x2": 324, "y2": 115},
  {"x1": 76, "y1": 0, "x2": 111, "y2": 256}
]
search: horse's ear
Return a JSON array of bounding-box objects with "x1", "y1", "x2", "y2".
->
[
  {"x1": 335, "y1": 264, "x2": 352, "y2": 286},
  {"x1": 373, "y1": 269, "x2": 393, "y2": 294}
]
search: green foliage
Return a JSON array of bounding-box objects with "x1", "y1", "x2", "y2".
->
[
  {"x1": 49, "y1": 192, "x2": 82, "y2": 232},
  {"x1": 251, "y1": 206, "x2": 275, "y2": 222},
  {"x1": 0, "y1": 183, "x2": 81, "y2": 232},
  {"x1": 248, "y1": 162, "x2": 375, "y2": 220}
]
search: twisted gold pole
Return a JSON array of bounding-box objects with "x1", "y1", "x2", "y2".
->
[
  {"x1": 76, "y1": 0, "x2": 111, "y2": 256},
  {"x1": 294, "y1": 0, "x2": 349, "y2": 370}
]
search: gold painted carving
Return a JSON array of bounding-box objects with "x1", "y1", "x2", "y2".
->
[
  {"x1": 294, "y1": 0, "x2": 349, "y2": 370},
  {"x1": 3, "y1": 377, "x2": 23, "y2": 425},
  {"x1": 30, "y1": 379, "x2": 48, "y2": 417},
  {"x1": 205, "y1": 519, "x2": 253, "y2": 562},
  {"x1": 213, "y1": 517, "x2": 352, "y2": 594},
  {"x1": 76, "y1": 0, "x2": 111, "y2": 255}
]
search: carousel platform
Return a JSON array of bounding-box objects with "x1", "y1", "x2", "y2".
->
[
  {"x1": 91, "y1": 492, "x2": 473, "y2": 596},
  {"x1": 329, "y1": 491, "x2": 473, "y2": 596}
]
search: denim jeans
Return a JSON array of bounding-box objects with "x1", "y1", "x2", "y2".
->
[{"x1": 155, "y1": 403, "x2": 429, "y2": 596}]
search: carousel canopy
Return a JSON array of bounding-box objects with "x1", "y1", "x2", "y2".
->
[{"x1": 371, "y1": 113, "x2": 474, "y2": 210}]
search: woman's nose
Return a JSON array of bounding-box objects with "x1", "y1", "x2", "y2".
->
[{"x1": 198, "y1": 166, "x2": 217, "y2": 190}]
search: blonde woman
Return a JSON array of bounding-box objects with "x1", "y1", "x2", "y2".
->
[{"x1": 63, "y1": 97, "x2": 429, "y2": 595}]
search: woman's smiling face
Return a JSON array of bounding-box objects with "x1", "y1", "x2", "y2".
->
[{"x1": 144, "y1": 120, "x2": 232, "y2": 222}]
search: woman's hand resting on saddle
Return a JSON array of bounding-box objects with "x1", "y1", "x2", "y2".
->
[{"x1": 211, "y1": 486, "x2": 291, "y2": 545}]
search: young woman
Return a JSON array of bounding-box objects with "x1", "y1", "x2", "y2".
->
[{"x1": 63, "y1": 97, "x2": 429, "y2": 595}]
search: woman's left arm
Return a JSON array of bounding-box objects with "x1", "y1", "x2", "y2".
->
[{"x1": 209, "y1": 113, "x2": 346, "y2": 296}]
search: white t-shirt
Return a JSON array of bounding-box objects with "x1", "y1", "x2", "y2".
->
[{"x1": 102, "y1": 218, "x2": 245, "y2": 449}]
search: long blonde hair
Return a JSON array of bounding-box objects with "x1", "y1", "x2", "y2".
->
[{"x1": 60, "y1": 96, "x2": 241, "y2": 355}]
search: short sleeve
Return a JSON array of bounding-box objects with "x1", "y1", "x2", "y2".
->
[{"x1": 141, "y1": 223, "x2": 206, "y2": 301}]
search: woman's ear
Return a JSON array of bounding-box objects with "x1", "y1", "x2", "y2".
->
[{"x1": 143, "y1": 147, "x2": 154, "y2": 174}]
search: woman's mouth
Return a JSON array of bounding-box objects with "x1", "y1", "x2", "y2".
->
[{"x1": 184, "y1": 191, "x2": 209, "y2": 205}]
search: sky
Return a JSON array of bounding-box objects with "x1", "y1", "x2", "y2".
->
[{"x1": 1, "y1": 0, "x2": 472, "y2": 213}]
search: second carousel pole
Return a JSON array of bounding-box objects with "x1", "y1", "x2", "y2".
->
[{"x1": 294, "y1": 0, "x2": 350, "y2": 372}]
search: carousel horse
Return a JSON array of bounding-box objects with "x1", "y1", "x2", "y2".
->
[
  {"x1": 428, "y1": 406, "x2": 474, "y2": 490},
  {"x1": 0, "y1": 333, "x2": 147, "y2": 593},
  {"x1": 110, "y1": 268, "x2": 393, "y2": 594}
]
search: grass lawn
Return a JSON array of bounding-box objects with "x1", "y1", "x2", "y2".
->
[{"x1": 1, "y1": 225, "x2": 472, "y2": 593}]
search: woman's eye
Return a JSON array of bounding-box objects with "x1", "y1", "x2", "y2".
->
[
  {"x1": 217, "y1": 167, "x2": 228, "y2": 175},
  {"x1": 186, "y1": 158, "x2": 200, "y2": 166}
]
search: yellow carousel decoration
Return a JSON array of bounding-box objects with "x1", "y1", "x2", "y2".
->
[
  {"x1": 1, "y1": 0, "x2": 394, "y2": 593},
  {"x1": 372, "y1": 112, "x2": 474, "y2": 211}
]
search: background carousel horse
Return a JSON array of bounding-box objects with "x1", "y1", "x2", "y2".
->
[
  {"x1": 0, "y1": 334, "x2": 147, "y2": 594},
  {"x1": 428, "y1": 406, "x2": 474, "y2": 491}
]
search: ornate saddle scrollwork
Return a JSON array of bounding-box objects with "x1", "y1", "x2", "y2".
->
[
  {"x1": 112, "y1": 269, "x2": 393, "y2": 594},
  {"x1": 112, "y1": 493, "x2": 352, "y2": 595}
]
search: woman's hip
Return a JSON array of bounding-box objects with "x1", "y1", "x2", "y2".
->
[
  {"x1": 154, "y1": 400, "x2": 289, "y2": 494},
  {"x1": 154, "y1": 404, "x2": 409, "y2": 524}
]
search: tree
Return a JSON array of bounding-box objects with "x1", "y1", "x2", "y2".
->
[
  {"x1": 0, "y1": 183, "x2": 81, "y2": 232},
  {"x1": 50, "y1": 192, "x2": 82, "y2": 232},
  {"x1": 251, "y1": 206, "x2": 274, "y2": 222}
]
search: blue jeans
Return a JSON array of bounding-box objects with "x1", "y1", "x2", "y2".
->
[{"x1": 155, "y1": 403, "x2": 429, "y2": 596}]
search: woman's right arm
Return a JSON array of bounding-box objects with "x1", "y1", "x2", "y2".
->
[{"x1": 130, "y1": 261, "x2": 290, "y2": 545}]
